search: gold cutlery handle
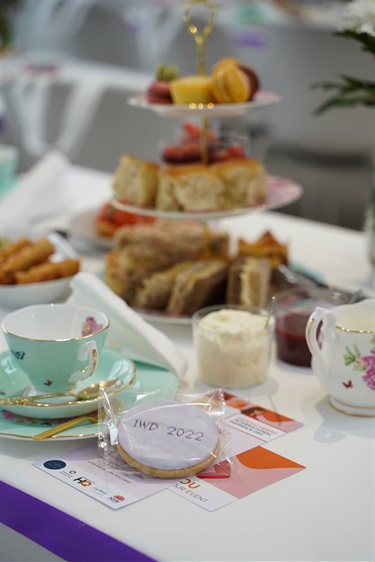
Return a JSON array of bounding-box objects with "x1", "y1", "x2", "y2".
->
[
  {"x1": 0, "y1": 396, "x2": 31, "y2": 406},
  {"x1": 32, "y1": 415, "x2": 97, "y2": 440}
]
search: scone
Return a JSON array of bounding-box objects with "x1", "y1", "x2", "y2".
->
[
  {"x1": 157, "y1": 164, "x2": 226, "y2": 212},
  {"x1": 116, "y1": 399, "x2": 220, "y2": 478},
  {"x1": 211, "y1": 158, "x2": 267, "y2": 208},
  {"x1": 112, "y1": 154, "x2": 159, "y2": 207}
]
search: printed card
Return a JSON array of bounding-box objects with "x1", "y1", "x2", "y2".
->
[
  {"x1": 35, "y1": 443, "x2": 173, "y2": 510},
  {"x1": 170, "y1": 446, "x2": 305, "y2": 511}
]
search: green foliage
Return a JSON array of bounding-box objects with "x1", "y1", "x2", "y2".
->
[
  {"x1": 312, "y1": 28, "x2": 375, "y2": 114},
  {"x1": 0, "y1": 0, "x2": 22, "y2": 49}
]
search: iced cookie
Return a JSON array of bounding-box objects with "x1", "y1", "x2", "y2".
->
[{"x1": 116, "y1": 399, "x2": 220, "y2": 478}]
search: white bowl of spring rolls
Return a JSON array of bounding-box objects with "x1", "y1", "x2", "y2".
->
[{"x1": 0, "y1": 232, "x2": 80, "y2": 309}]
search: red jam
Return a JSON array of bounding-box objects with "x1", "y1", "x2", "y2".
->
[{"x1": 275, "y1": 311, "x2": 312, "y2": 367}]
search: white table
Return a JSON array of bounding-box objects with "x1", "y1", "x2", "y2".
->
[{"x1": 1, "y1": 166, "x2": 374, "y2": 562}]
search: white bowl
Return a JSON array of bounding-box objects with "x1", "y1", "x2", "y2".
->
[{"x1": 0, "y1": 232, "x2": 78, "y2": 309}]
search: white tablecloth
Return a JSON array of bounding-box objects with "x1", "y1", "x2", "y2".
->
[{"x1": 1, "y1": 165, "x2": 374, "y2": 562}]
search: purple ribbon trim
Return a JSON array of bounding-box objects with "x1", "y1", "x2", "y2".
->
[{"x1": 0, "y1": 481, "x2": 156, "y2": 562}]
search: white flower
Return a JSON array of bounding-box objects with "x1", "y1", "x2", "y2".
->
[{"x1": 345, "y1": 0, "x2": 375, "y2": 36}]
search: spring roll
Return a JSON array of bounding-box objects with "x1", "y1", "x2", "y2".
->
[
  {"x1": 14, "y1": 259, "x2": 80, "y2": 284},
  {"x1": 0, "y1": 238, "x2": 33, "y2": 265},
  {"x1": 0, "y1": 238, "x2": 55, "y2": 284}
]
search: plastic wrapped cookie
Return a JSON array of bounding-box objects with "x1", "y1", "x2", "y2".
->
[{"x1": 116, "y1": 398, "x2": 220, "y2": 478}]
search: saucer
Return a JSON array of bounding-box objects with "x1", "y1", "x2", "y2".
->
[
  {"x1": 0, "y1": 348, "x2": 135, "y2": 419},
  {"x1": 0, "y1": 353, "x2": 179, "y2": 440}
]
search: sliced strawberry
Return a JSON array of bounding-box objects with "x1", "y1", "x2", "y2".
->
[
  {"x1": 162, "y1": 142, "x2": 201, "y2": 164},
  {"x1": 182, "y1": 122, "x2": 201, "y2": 139},
  {"x1": 96, "y1": 203, "x2": 155, "y2": 230}
]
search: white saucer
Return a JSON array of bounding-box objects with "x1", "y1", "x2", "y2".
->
[{"x1": 0, "y1": 351, "x2": 179, "y2": 440}]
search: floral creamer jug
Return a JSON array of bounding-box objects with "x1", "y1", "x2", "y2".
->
[{"x1": 306, "y1": 298, "x2": 375, "y2": 416}]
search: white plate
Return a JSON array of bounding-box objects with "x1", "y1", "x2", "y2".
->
[
  {"x1": 128, "y1": 91, "x2": 280, "y2": 118},
  {"x1": 111, "y1": 175, "x2": 303, "y2": 221},
  {"x1": 69, "y1": 209, "x2": 114, "y2": 250},
  {"x1": 0, "y1": 233, "x2": 79, "y2": 309},
  {"x1": 136, "y1": 309, "x2": 191, "y2": 326},
  {"x1": 0, "y1": 348, "x2": 135, "y2": 419},
  {"x1": 0, "y1": 351, "x2": 179, "y2": 440}
]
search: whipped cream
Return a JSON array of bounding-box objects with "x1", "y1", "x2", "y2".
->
[{"x1": 194, "y1": 308, "x2": 272, "y2": 388}]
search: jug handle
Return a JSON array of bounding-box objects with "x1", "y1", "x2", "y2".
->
[{"x1": 305, "y1": 307, "x2": 334, "y2": 358}]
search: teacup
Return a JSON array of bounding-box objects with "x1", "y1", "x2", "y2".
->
[
  {"x1": 306, "y1": 298, "x2": 375, "y2": 416},
  {"x1": 0, "y1": 144, "x2": 19, "y2": 198},
  {"x1": 2, "y1": 304, "x2": 110, "y2": 393}
]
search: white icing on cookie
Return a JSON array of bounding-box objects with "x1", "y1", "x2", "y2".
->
[{"x1": 117, "y1": 399, "x2": 219, "y2": 471}]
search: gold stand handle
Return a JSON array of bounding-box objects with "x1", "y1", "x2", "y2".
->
[
  {"x1": 183, "y1": 0, "x2": 216, "y2": 165},
  {"x1": 183, "y1": 0, "x2": 217, "y2": 76},
  {"x1": 183, "y1": 0, "x2": 217, "y2": 254}
]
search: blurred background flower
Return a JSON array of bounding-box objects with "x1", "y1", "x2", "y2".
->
[{"x1": 312, "y1": 0, "x2": 375, "y2": 113}]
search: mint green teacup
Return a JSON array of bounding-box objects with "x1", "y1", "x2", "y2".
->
[
  {"x1": 2, "y1": 304, "x2": 110, "y2": 393},
  {"x1": 0, "y1": 144, "x2": 19, "y2": 198}
]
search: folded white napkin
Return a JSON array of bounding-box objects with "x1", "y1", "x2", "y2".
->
[
  {"x1": 0, "y1": 150, "x2": 69, "y2": 230},
  {"x1": 68, "y1": 272, "x2": 188, "y2": 379}
]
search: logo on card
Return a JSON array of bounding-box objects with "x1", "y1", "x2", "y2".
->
[
  {"x1": 108, "y1": 495, "x2": 125, "y2": 504},
  {"x1": 43, "y1": 460, "x2": 67, "y2": 470},
  {"x1": 73, "y1": 476, "x2": 93, "y2": 487}
]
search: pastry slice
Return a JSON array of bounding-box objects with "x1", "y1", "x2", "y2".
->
[{"x1": 238, "y1": 230, "x2": 288, "y2": 267}]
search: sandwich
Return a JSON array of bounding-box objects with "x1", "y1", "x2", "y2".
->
[
  {"x1": 226, "y1": 256, "x2": 271, "y2": 308},
  {"x1": 167, "y1": 259, "x2": 229, "y2": 316}
]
